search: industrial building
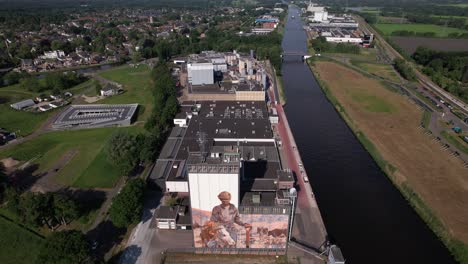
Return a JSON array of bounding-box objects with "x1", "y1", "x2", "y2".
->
[
  {"x1": 52, "y1": 104, "x2": 138, "y2": 130},
  {"x1": 187, "y1": 63, "x2": 215, "y2": 85},
  {"x1": 320, "y1": 28, "x2": 363, "y2": 43},
  {"x1": 150, "y1": 100, "x2": 295, "y2": 253},
  {"x1": 183, "y1": 51, "x2": 269, "y2": 102}
]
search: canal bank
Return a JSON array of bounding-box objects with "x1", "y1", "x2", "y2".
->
[{"x1": 280, "y1": 5, "x2": 456, "y2": 264}]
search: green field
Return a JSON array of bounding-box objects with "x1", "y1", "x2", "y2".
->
[
  {"x1": 0, "y1": 79, "x2": 96, "y2": 136},
  {"x1": 352, "y1": 62, "x2": 401, "y2": 83},
  {"x1": 441, "y1": 131, "x2": 468, "y2": 155},
  {"x1": 0, "y1": 86, "x2": 52, "y2": 136},
  {"x1": 0, "y1": 217, "x2": 44, "y2": 264},
  {"x1": 0, "y1": 104, "x2": 54, "y2": 136},
  {"x1": 98, "y1": 64, "x2": 153, "y2": 121},
  {"x1": 0, "y1": 126, "x2": 142, "y2": 188},
  {"x1": 374, "y1": 23, "x2": 468, "y2": 37},
  {"x1": 350, "y1": 91, "x2": 396, "y2": 113},
  {"x1": 439, "y1": 3, "x2": 468, "y2": 8}
]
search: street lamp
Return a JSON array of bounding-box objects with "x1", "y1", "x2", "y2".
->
[{"x1": 288, "y1": 187, "x2": 297, "y2": 242}]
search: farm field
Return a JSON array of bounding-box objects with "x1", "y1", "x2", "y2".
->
[
  {"x1": 0, "y1": 126, "x2": 142, "y2": 189},
  {"x1": 430, "y1": 15, "x2": 468, "y2": 24},
  {"x1": 314, "y1": 61, "x2": 468, "y2": 248},
  {"x1": 391, "y1": 36, "x2": 468, "y2": 54},
  {"x1": 374, "y1": 23, "x2": 468, "y2": 37},
  {"x1": 98, "y1": 64, "x2": 153, "y2": 121},
  {"x1": 0, "y1": 217, "x2": 44, "y2": 264}
]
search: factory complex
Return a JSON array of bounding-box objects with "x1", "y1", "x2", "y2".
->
[
  {"x1": 304, "y1": 2, "x2": 373, "y2": 46},
  {"x1": 151, "y1": 51, "x2": 295, "y2": 253}
]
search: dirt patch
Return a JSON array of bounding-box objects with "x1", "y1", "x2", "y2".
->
[
  {"x1": 1, "y1": 157, "x2": 20, "y2": 172},
  {"x1": 30, "y1": 149, "x2": 78, "y2": 193},
  {"x1": 81, "y1": 95, "x2": 103, "y2": 103},
  {"x1": 315, "y1": 61, "x2": 468, "y2": 243},
  {"x1": 391, "y1": 36, "x2": 468, "y2": 54}
]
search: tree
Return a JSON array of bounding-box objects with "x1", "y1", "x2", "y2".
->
[
  {"x1": 131, "y1": 51, "x2": 142, "y2": 63},
  {"x1": 109, "y1": 179, "x2": 145, "y2": 228},
  {"x1": 106, "y1": 131, "x2": 139, "y2": 175},
  {"x1": 53, "y1": 194, "x2": 79, "y2": 226},
  {"x1": 19, "y1": 77, "x2": 40, "y2": 92},
  {"x1": 3, "y1": 71, "x2": 23, "y2": 85},
  {"x1": 94, "y1": 80, "x2": 102, "y2": 95},
  {"x1": 36, "y1": 230, "x2": 90, "y2": 264}
]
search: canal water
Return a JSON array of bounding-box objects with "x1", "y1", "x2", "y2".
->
[{"x1": 281, "y1": 6, "x2": 455, "y2": 264}]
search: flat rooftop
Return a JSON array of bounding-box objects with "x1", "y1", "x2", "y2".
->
[{"x1": 53, "y1": 104, "x2": 138, "y2": 129}]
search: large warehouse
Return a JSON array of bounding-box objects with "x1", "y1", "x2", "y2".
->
[{"x1": 150, "y1": 101, "x2": 295, "y2": 254}]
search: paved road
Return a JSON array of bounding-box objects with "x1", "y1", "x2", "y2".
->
[
  {"x1": 354, "y1": 15, "x2": 468, "y2": 115},
  {"x1": 119, "y1": 191, "x2": 194, "y2": 264},
  {"x1": 266, "y1": 69, "x2": 328, "y2": 254}
]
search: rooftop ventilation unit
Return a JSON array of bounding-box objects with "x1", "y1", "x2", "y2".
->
[{"x1": 252, "y1": 194, "x2": 261, "y2": 204}]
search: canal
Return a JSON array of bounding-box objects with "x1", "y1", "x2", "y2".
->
[{"x1": 281, "y1": 5, "x2": 455, "y2": 264}]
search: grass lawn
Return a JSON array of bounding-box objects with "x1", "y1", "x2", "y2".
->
[
  {"x1": 98, "y1": 64, "x2": 153, "y2": 121},
  {"x1": 0, "y1": 79, "x2": 97, "y2": 136},
  {"x1": 360, "y1": 9, "x2": 381, "y2": 14},
  {"x1": 441, "y1": 131, "x2": 468, "y2": 155},
  {"x1": 0, "y1": 87, "x2": 54, "y2": 136},
  {"x1": 422, "y1": 111, "x2": 432, "y2": 128},
  {"x1": 352, "y1": 62, "x2": 401, "y2": 83},
  {"x1": 0, "y1": 104, "x2": 54, "y2": 136},
  {"x1": 349, "y1": 91, "x2": 395, "y2": 113},
  {"x1": 374, "y1": 23, "x2": 468, "y2": 37},
  {"x1": 326, "y1": 48, "x2": 378, "y2": 63},
  {"x1": 0, "y1": 217, "x2": 44, "y2": 264},
  {"x1": 0, "y1": 126, "x2": 142, "y2": 188}
]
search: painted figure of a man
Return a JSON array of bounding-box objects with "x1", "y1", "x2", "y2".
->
[{"x1": 209, "y1": 191, "x2": 251, "y2": 247}]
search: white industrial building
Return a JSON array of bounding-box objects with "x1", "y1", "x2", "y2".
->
[
  {"x1": 40, "y1": 50, "x2": 65, "y2": 60},
  {"x1": 187, "y1": 62, "x2": 214, "y2": 85},
  {"x1": 313, "y1": 11, "x2": 328, "y2": 22},
  {"x1": 320, "y1": 29, "x2": 363, "y2": 43},
  {"x1": 307, "y1": 2, "x2": 325, "y2": 13}
]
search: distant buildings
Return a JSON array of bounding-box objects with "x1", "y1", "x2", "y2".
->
[
  {"x1": 252, "y1": 15, "x2": 280, "y2": 35},
  {"x1": 305, "y1": 2, "x2": 374, "y2": 46},
  {"x1": 40, "y1": 50, "x2": 66, "y2": 60}
]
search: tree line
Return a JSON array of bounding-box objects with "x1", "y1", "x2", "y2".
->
[
  {"x1": 1, "y1": 71, "x2": 87, "y2": 95},
  {"x1": 412, "y1": 46, "x2": 468, "y2": 102}
]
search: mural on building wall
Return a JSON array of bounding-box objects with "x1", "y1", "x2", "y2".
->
[{"x1": 192, "y1": 191, "x2": 289, "y2": 249}]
